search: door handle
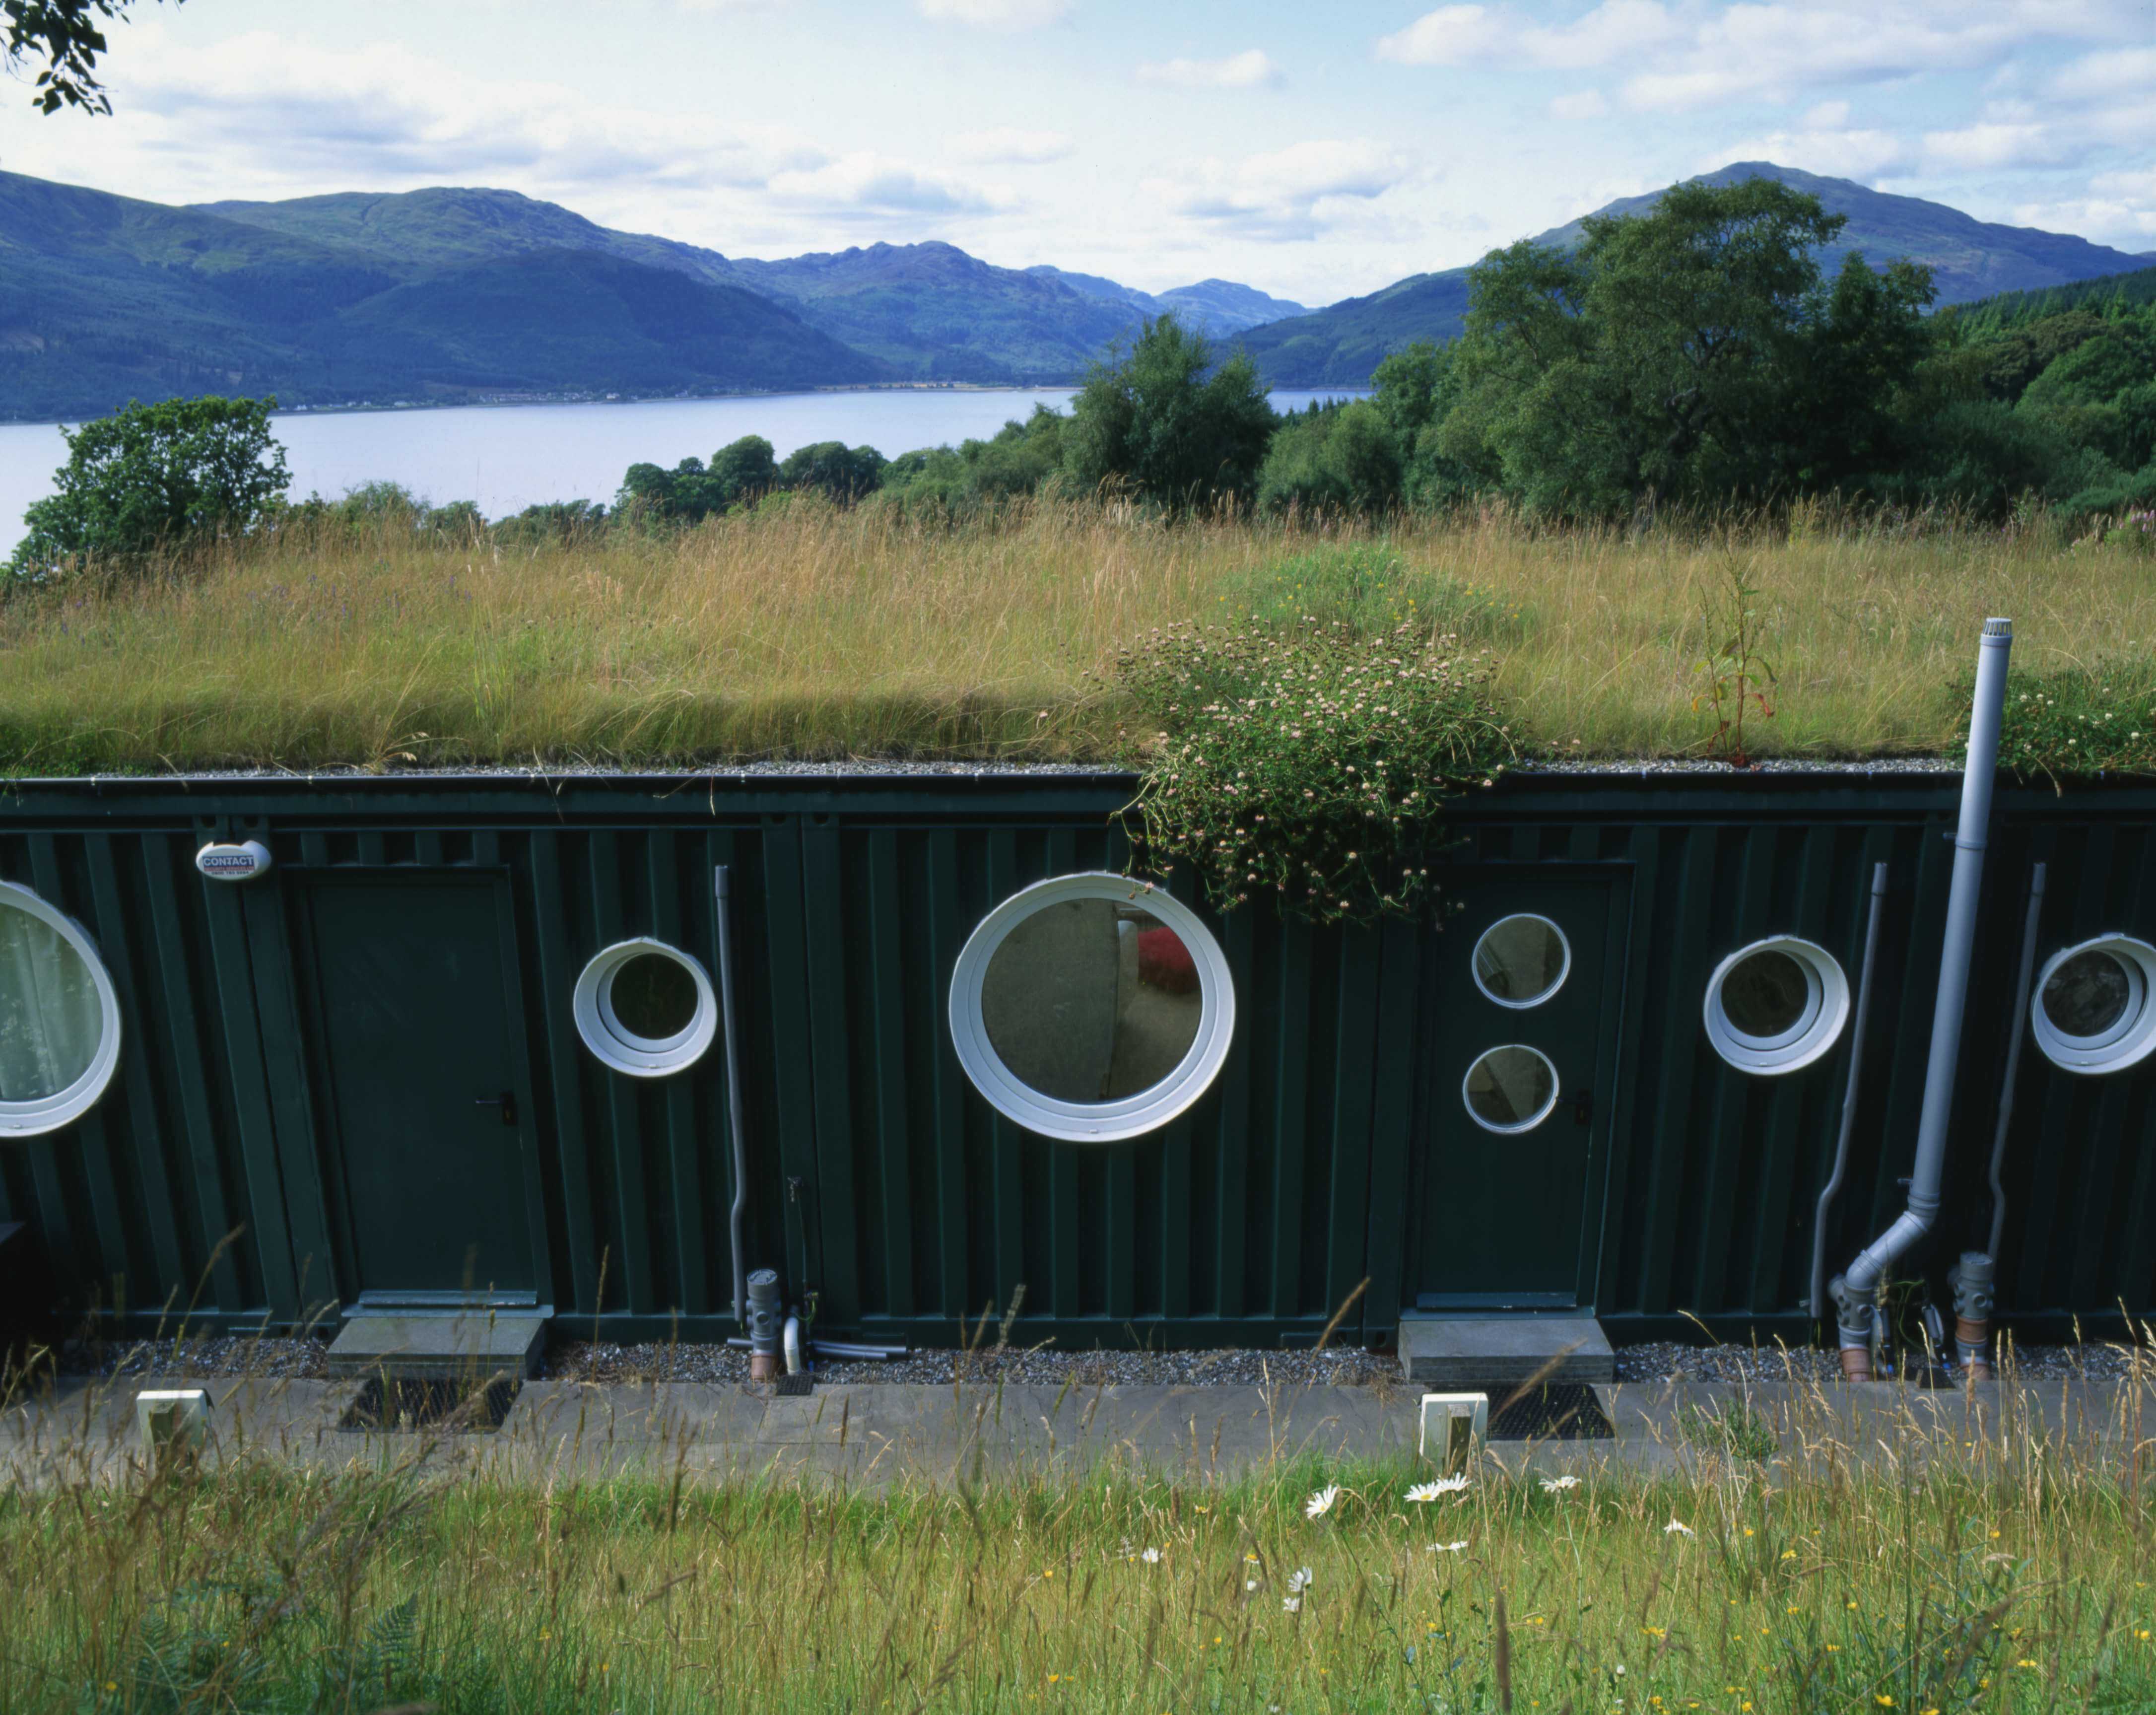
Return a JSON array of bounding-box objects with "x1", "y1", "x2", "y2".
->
[
  {"x1": 1570, "y1": 1088, "x2": 1592, "y2": 1127},
  {"x1": 474, "y1": 1092, "x2": 517, "y2": 1126}
]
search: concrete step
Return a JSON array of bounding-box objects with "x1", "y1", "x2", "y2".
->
[
  {"x1": 1399, "y1": 1315, "x2": 1614, "y2": 1387},
  {"x1": 327, "y1": 1310, "x2": 548, "y2": 1381}
]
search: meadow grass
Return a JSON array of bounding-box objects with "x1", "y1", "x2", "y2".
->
[
  {"x1": 6, "y1": 1355, "x2": 2154, "y2": 1712},
  {"x1": 2, "y1": 498, "x2": 2150, "y2": 774}
]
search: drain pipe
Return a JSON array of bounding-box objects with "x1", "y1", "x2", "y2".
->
[
  {"x1": 1831, "y1": 617, "x2": 2013, "y2": 1379},
  {"x1": 745, "y1": 1268, "x2": 783, "y2": 1383},
  {"x1": 1948, "y1": 861, "x2": 2047, "y2": 1380},
  {"x1": 714, "y1": 866, "x2": 752, "y2": 1329},
  {"x1": 1810, "y1": 861, "x2": 1891, "y2": 1323}
]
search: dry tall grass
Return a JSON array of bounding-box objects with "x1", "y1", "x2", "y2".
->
[
  {"x1": 2, "y1": 498, "x2": 2147, "y2": 773},
  {"x1": 4, "y1": 1352, "x2": 2153, "y2": 1712}
]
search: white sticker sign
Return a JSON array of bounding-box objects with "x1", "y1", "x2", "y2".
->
[{"x1": 195, "y1": 840, "x2": 273, "y2": 882}]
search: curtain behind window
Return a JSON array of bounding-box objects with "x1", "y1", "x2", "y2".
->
[{"x1": 0, "y1": 901, "x2": 103, "y2": 1103}]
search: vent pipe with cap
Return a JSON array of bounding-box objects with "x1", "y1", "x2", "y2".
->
[{"x1": 1830, "y1": 617, "x2": 2013, "y2": 1378}]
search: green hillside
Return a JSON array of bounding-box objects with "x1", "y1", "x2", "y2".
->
[
  {"x1": 1236, "y1": 162, "x2": 2154, "y2": 387},
  {"x1": 0, "y1": 172, "x2": 882, "y2": 418}
]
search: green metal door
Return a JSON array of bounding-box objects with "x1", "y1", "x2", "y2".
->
[
  {"x1": 1410, "y1": 870, "x2": 1628, "y2": 1308},
  {"x1": 295, "y1": 873, "x2": 539, "y2": 1298}
]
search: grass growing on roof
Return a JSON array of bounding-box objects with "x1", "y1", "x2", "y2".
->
[
  {"x1": 2, "y1": 494, "x2": 2153, "y2": 773},
  {"x1": 8, "y1": 1354, "x2": 2156, "y2": 1711}
]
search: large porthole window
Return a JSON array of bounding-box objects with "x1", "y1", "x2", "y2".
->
[
  {"x1": 2030, "y1": 935, "x2": 2156, "y2": 1075},
  {"x1": 1702, "y1": 936, "x2": 1850, "y2": 1075},
  {"x1": 573, "y1": 939, "x2": 717, "y2": 1077},
  {"x1": 0, "y1": 880, "x2": 123, "y2": 1137},
  {"x1": 1473, "y1": 914, "x2": 1570, "y2": 1008},
  {"x1": 1461, "y1": 1044, "x2": 1559, "y2": 1133},
  {"x1": 948, "y1": 873, "x2": 1234, "y2": 1142}
]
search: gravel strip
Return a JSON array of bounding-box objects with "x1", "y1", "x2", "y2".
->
[
  {"x1": 548, "y1": 1341, "x2": 1403, "y2": 1392},
  {"x1": 1614, "y1": 1339, "x2": 2153, "y2": 1385},
  {"x1": 56, "y1": 1335, "x2": 2152, "y2": 1389}
]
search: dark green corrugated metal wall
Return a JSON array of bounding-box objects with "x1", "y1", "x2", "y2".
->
[{"x1": 1, "y1": 772, "x2": 2151, "y2": 1347}]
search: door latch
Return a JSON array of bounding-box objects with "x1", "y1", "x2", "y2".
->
[
  {"x1": 1570, "y1": 1087, "x2": 1593, "y2": 1127},
  {"x1": 474, "y1": 1092, "x2": 517, "y2": 1126}
]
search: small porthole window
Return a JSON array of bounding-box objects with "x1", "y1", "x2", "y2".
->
[
  {"x1": 1473, "y1": 914, "x2": 1570, "y2": 1008},
  {"x1": 1702, "y1": 936, "x2": 1850, "y2": 1075},
  {"x1": 2030, "y1": 935, "x2": 2156, "y2": 1075},
  {"x1": 573, "y1": 939, "x2": 717, "y2": 1077},
  {"x1": 0, "y1": 879, "x2": 123, "y2": 1137},
  {"x1": 1462, "y1": 1044, "x2": 1559, "y2": 1133},
  {"x1": 948, "y1": 873, "x2": 1234, "y2": 1142}
]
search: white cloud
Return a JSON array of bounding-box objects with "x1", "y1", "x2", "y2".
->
[
  {"x1": 2043, "y1": 43, "x2": 2156, "y2": 100},
  {"x1": 1150, "y1": 138, "x2": 1410, "y2": 240},
  {"x1": 1378, "y1": 1, "x2": 2148, "y2": 115},
  {"x1": 1135, "y1": 49, "x2": 1280, "y2": 89},
  {"x1": 1549, "y1": 89, "x2": 1608, "y2": 121},
  {"x1": 945, "y1": 127, "x2": 1074, "y2": 165},
  {"x1": 768, "y1": 151, "x2": 1003, "y2": 218},
  {"x1": 2013, "y1": 166, "x2": 2156, "y2": 247},
  {"x1": 917, "y1": 0, "x2": 1069, "y2": 27},
  {"x1": 1712, "y1": 122, "x2": 1915, "y2": 179},
  {"x1": 1374, "y1": 5, "x2": 1505, "y2": 67},
  {"x1": 1920, "y1": 120, "x2": 2081, "y2": 171}
]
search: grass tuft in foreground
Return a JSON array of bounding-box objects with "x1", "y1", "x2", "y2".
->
[
  {"x1": 4, "y1": 1355, "x2": 2154, "y2": 1711},
  {"x1": 2, "y1": 496, "x2": 2153, "y2": 773}
]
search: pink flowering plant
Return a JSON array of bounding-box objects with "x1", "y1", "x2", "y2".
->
[{"x1": 1114, "y1": 618, "x2": 1515, "y2": 924}]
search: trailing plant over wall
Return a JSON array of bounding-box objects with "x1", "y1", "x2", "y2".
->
[{"x1": 1115, "y1": 619, "x2": 1515, "y2": 923}]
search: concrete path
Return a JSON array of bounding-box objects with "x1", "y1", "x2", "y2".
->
[{"x1": 3, "y1": 1370, "x2": 2142, "y2": 1490}]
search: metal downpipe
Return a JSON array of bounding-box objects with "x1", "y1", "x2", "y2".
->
[
  {"x1": 715, "y1": 865, "x2": 752, "y2": 1330},
  {"x1": 1949, "y1": 861, "x2": 2047, "y2": 1380},
  {"x1": 1810, "y1": 861, "x2": 1890, "y2": 1324},
  {"x1": 1831, "y1": 617, "x2": 2013, "y2": 1375}
]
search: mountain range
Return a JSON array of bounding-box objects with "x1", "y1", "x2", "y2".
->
[
  {"x1": 0, "y1": 163, "x2": 2147, "y2": 421},
  {"x1": 1234, "y1": 163, "x2": 2155, "y2": 386}
]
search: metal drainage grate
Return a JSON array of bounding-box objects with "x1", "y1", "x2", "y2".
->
[
  {"x1": 337, "y1": 1376, "x2": 520, "y2": 1434},
  {"x1": 1478, "y1": 1380, "x2": 1613, "y2": 1441},
  {"x1": 772, "y1": 1372, "x2": 814, "y2": 1396}
]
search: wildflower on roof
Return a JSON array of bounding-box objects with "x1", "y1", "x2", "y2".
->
[{"x1": 1305, "y1": 1485, "x2": 1340, "y2": 1519}]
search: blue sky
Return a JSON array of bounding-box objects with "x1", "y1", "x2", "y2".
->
[{"x1": 0, "y1": 0, "x2": 2148, "y2": 305}]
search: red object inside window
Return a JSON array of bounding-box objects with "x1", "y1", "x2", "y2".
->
[{"x1": 1137, "y1": 926, "x2": 1199, "y2": 994}]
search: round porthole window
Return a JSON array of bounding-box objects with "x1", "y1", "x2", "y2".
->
[
  {"x1": 1473, "y1": 913, "x2": 1570, "y2": 1008},
  {"x1": 1462, "y1": 1044, "x2": 1559, "y2": 1133},
  {"x1": 948, "y1": 873, "x2": 1234, "y2": 1142},
  {"x1": 573, "y1": 939, "x2": 717, "y2": 1077},
  {"x1": 2030, "y1": 935, "x2": 2156, "y2": 1074},
  {"x1": 0, "y1": 879, "x2": 123, "y2": 1138},
  {"x1": 1702, "y1": 936, "x2": 1850, "y2": 1074}
]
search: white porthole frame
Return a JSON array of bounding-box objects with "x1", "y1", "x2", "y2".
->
[
  {"x1": 0, "y1": 879, "x2": 124, "y2": 1138},
  {"x1": 1471, "y1": 912, "x2": 1573, "y2": 1010},
  {"x1": 948, "y1": 872, "x2": 1235, "y2": 1143},
  {"x1": 1460, "y1": 1043, "x2": 1560, "y2": 1135},
  {"x1": 572, "y1": 938, "x2": 718, "y2": 1078},
  {"x1": 1702, "y1": 935, "x2": 1850, "y2": 1075},
  {"x1": 2030, "y1": 934, "x2": 2156, "y2": 1075}
]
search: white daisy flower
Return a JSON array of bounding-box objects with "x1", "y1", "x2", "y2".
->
[
  {"x1": 1406, "y1": 1477, "x2": 1471, "y2": 1502},
  {"x1": 1305, "y1": 1484, "x2": 1341, "y2": 1519},
  {"x1": 1282, "y1": 1595, "x2": 1301, "y2": 1614},
  {"x1": 1664, "y1": 1518, "x2": 1695, "y2": 1537},
  {"x1": 1540, "y1": 1474, "x2": 1580, "y2": 1493},
  {"x1": 1286, "y1": 1567, "x2": 1313, "y2": 1593},
  {"x1": 1141, "y1": 1547, "x2": 1161, "y2": 1564},
  {"x1": 1426, "y1": 1540, "x2": 1469, "y2": 1553},
  {"x1": 1246, "y1": 1578, "x2": 1259, "y2": 1591}
]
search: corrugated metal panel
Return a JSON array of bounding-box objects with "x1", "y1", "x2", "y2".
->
[{"x1": 1, "y1": 772, "x2": 2151, "y2": 1346}]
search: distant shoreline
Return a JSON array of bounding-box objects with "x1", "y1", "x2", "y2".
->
[{"x1": 3, "y1": 381, "x2": 1371, "y2": 433}]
